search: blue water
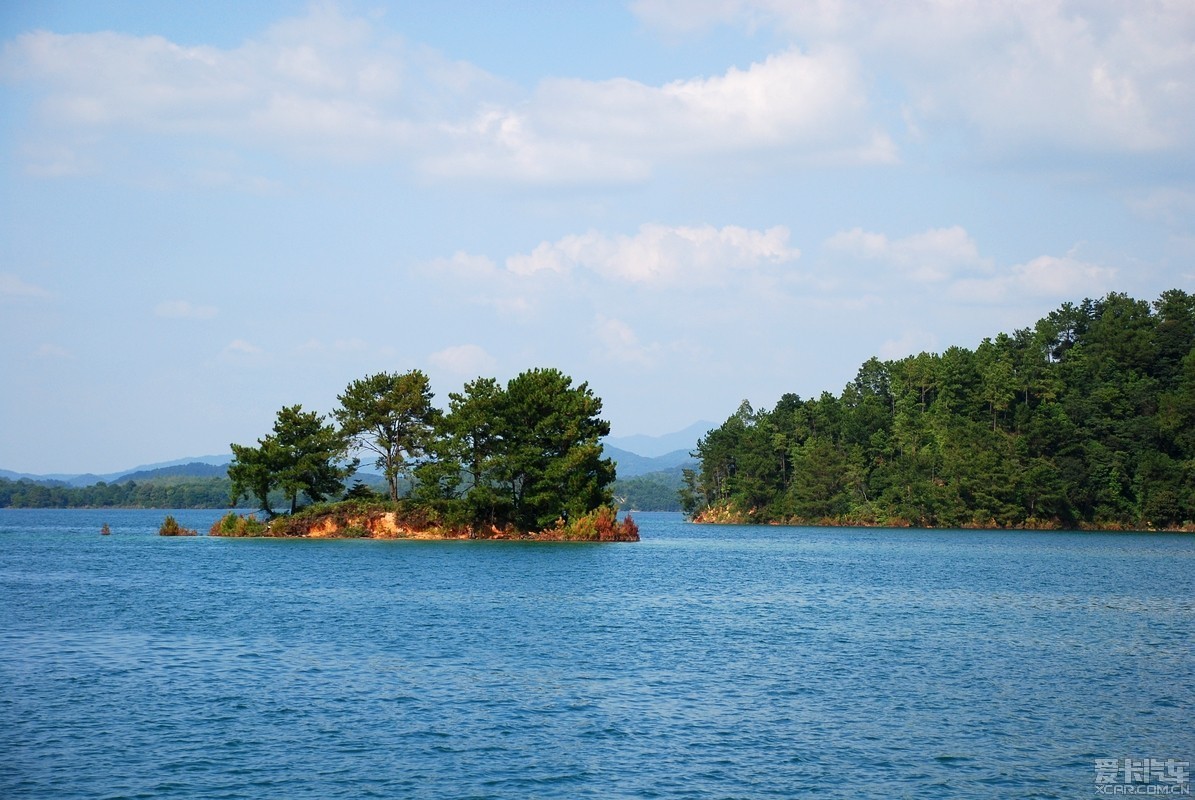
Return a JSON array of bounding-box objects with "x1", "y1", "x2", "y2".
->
[{"x1": 1, "y1": 509, "x2": 1192, "y2": 799}]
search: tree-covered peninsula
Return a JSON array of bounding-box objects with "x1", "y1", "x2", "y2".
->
[
  {"x1": 220, "y1": 367, "x2": 638, "y2": 541},
  {"x1": 683, "y1": 290, "x2": 1195, "y2": 531},
  {"x1": 0, "y1": 474, "x2": 241, "y2": 509}
]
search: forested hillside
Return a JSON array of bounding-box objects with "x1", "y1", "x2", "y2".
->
[
  {"x1": 0, "y1": 476, "x2": 241, "y2": 509},
  {"x1": 683, "y1": 290, "x2": 1195, "y2": 530}
]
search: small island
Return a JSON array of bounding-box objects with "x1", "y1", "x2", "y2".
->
[
  {"x1": 203, "y1": 367, "x2": 639, "y2": 542},
  {"x1": 208, "y1": 503, "x2": 638, "y2": 541}
]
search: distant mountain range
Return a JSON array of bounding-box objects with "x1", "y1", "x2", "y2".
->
[
  {"x1": 0, "y1": 455, "x2": 233, "y2": 487},
  {"x1": 1, "y1": 421, "x2": 716, "y2": 487},
  {"x1": 605, "y1": 420, "x2": 714, "y2": 458},
  {"x1": 602, "y1": 446, "x2": 697, "y2": 478}
]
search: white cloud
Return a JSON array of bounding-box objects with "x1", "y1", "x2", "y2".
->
[
  {"x1": 0, "y1": 273, "x2": 51, "y2": 298},
  {"x1": 2, "y1": 7, "x2": 893, "y2": 185},
  {"x1": 155, "y1": 300, "x2": 218, "y2": 319},
  {"x1": 1125, "y1": 188, "x2": 1195, "y2": 227},
  {"x1": 294, "y1": 337, "x2": 368, "y2": 355},
  {"x1": 426, "y1": 250, "x2": 499, "y2": 277},
  {"x1": 822, "y1": 224, "x2": 1117, "y2": 305},
  {"x1": 192, "y1": 167, "x2": 281, "y2": 194},
  {"x1": 0, "y1": 5, "x2": 504, "y2": 168},
  {"x1": 633, "y1": 0, "x2": 1195, "y2": 158},
  {"x1": 592, "y1": 316, "x2": 658, "y2": 368},
  {"x1": 223, "y1": 339, "x2": 263, "y2": 356},
  {"x1": 428, "y1": 343, "x2": 496, "y2": 376},
  {"x1": 877, "y1": 329, "x2": 939, "y2": 361},
  {"x1": 506, "y1": 223, "x2": 800, "y2": 286},
  {"x1": 825, "y1": 225, "x2": 987, "y2": 282},
  {"x1": 432, "y1": 47, "x2": 896, "y2": 182},
  {"x1": 950, "y1": 254, "x2": 1117, "y2": 304},
  {"x1": 424, "y1": 250, "x2": 536, "y2": 316},
  {"x1": 33, "y1": 343, "x2": 71, "y2": 359},
  {"x1": 20, "y1": 143, "x2": 93, "y2": 178},
  {"x1": 5, "y1": 1, "x2": 1190, "y2": 188}
]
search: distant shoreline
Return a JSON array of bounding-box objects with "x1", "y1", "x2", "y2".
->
[{"x1": 689, "y1": 507, "x2": 1195, "y2": 533}]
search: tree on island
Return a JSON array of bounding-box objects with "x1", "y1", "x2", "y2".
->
[
  {"x1": 225, "y1": 367, "x2": 619, "y2": 535},
  {"x1": 491, "y1": 368, "x2": 614, "y2": 531},
  {"x1": 228, "y1": 439, "x2": 275, "y2": 515},
  {"x1": 335, "y1": 370, "x2": 439, "y2": 502},
  {"x1": 229, "y1": 404, "x2": 355, "y2": 515},
  {"x1": 418, "y1": 368, "x2": 616, "y2": 531}
]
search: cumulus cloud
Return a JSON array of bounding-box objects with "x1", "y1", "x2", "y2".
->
[
  {"x1": 0, "y1": 4, "x2": 504, "y2": 167},
  {"x1": 505, "y1": 223, "x2": 800, "y2": 286},
  {"x1": 431, "y1": 47, "x2": 896, "y2": 181},
  {"x1": 592, "y1": 316, "x2": 658, "y2": 368},
  {"x1": 6, "y1": 1, "x2": 1190, "y2": 187},
  {"x1": 155, "y1": 300, "x2": 217, "y2": 319},
  {"x1": 950, "y1": 253, "x2": 1117, "y2": 304},
  {"x1": 424, "y1": 250, "x2": 536, "y2": 316},
  {"x1": 825, "y1": 225, "x2": 988, "y2": 282},
  {"x1": 822, "y1": 223, "x2": 1117, "y2": 304},
  {"x1": 0, "y1": 273, "x2": 51, "y2": 298},
  {"x1": 877, "y1": 329, "x2": 940, "y2": 361},
  {"x1": 223, "y1": 339, "x2": 263, "y2": 356},
  {"x1": 428, "y1": 343, "x2": 496, "y2": 376},
  {"x1": 1, "y1": 5, "x2": 893, "y2": 184},
  {"x1": 633, "y1": 0, "x2": 1195, "y2": 158}
]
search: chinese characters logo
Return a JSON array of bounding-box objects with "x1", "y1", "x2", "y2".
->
[{"x1": 1096, "y1": 758, "x2": 1190, "y2": 795}]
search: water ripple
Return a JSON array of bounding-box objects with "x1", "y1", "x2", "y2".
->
[{"x1": 1, "y1": 510, "x2": 1193, "y2": 798}]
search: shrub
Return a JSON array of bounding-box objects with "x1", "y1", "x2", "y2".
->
[
  {"x1": 209, "y1": 512, "x2": 268, "y2": 537},
  {"x1": 553, "y1": 506, "x2": 640, "y2": 541},
  {"x1": 159, "y1": 515, "x2": 197, "y2": 536}
]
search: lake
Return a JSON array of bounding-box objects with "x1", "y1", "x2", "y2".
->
[{"x1": 2, "y1": 509, "x2": 1192, "y2": 798}]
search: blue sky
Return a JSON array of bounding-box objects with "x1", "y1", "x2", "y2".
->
[{"x1": 2, "y1": 1, "x2": 1193, "y2": 474}]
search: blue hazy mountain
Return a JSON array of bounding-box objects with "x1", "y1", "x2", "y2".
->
[
  {"x1": 0, "y1": 455, "x2": 232, "y2": 487},
  {"x1": 605, "y1": 420, "x2": 715, "y2": 459},
  {"x1": 603, "y1": 445, "x2": 696, "y2": 479},
  {"x1": 3, "y1": 421, "x2": 715, "y2": 487}
]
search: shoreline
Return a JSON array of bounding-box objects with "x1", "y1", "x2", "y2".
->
[
  {"x1": 688, "y1": 507, "x2": 1195, "y2": 533},
  {"x1": 207, "y1": 505, "x2": 641, "y2": 542}
]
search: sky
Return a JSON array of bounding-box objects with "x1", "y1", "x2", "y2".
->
[{"x1": 1, "y1": 0, "x2": 1193, "y2": 474}]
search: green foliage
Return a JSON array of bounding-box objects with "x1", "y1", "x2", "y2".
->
[
  {"x1": 268, "y1": 498, "x2": 451, "y2": 538},
  {"x1": 431, "y1": 368, "x2": 615, "y2": 531},
  {"x1": 228, "y1": 440, "x2": 274, "y2": 514},
  {"x1": 0, "y1": 476, "x2": 251, "y2": 509},
  {"x1": 335, "y1": 370, "x2": 439, "y2": 502},
  {"x1": 229, "y1": 404, "x2": 356, "y2": 516},
  {"x1": 210, "y1": 512, "x2": 268, "y2": 537},
  {"x1": 614, "y1": 470, "x2": 685, "y2": 511},
  {"x1": 688, "y1": 290, "x2": 1195, "y2": 530},
  {"x1": 549, "y1": 506, "x2": 640, "y2": 541},
  {"x1": 343, "y1": 480, "x2": 379, "y2": 500},
  {"x1": 12, "y1": 366, "x2": 619, "y2": 538},
  {"x1": 158, "y1": 515, "x2": 197, "y2": 536}
]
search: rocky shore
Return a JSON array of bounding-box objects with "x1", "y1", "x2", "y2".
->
[{"x1": 207, "y1": 504, "x2": 640, "y2": 542}]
